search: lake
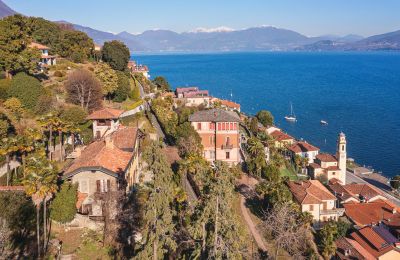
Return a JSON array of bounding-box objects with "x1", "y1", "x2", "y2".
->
[{"x1": 136, "y1": 52, "x2": 400, "y2": 178}]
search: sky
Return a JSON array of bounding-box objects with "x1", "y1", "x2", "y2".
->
[{"x1": 4, "y1": 0, "x2": 400, "y2": 37}]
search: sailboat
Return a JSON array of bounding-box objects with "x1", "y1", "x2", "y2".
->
[{"x1": 285, "y1": 103, "x2": 297, "y2": 122}]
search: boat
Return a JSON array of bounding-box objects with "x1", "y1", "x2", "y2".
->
[
  {"x1": 320, "y1": 120, "x2": 328, "y2": 125},
  {"x1": 285, "y1": 103, "x2": 297, "y2": 122}
]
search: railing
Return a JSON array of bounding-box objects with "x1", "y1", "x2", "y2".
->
[
  {"x1": 320, "y1": 208, "x2": 345, "y2": 216},
  {"x1": 221, "y1": 143, "x2": 234, "y2": 149}
]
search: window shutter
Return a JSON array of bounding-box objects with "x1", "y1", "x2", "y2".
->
[
  {"x1": 107, "y1": 179, "x2": 111, "y2": 192},
  {"x1": 96, "y1": 180, "x2": 100, "y2": 192}
]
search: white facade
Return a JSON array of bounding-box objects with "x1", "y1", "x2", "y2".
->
[
  {"x1": 336, "y1": 132, "x2": 347, "y2": 184},
  {"x1": 92, "y1": 119, "x2": 120, "y2": 139}
]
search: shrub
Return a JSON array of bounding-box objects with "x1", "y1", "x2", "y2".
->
[
  {"x1": 53, "y1": 70, "x2": 64, "y2": 77},
  {"x1": 60, "y1": 105, "x2": 88, "y2": 126},
  {"x1": 0, "y1": 79, "x2": 11, "y2": 101},
  {"x1": 35, "y1": 93, "x2": 55, "y2": 115},
  {"x1": 113, "y1": 71, "x2": 130, "y2": 102},
  {"x1": 8, "y1": 72, "x2": 43, "y2": 110},
  {"x1": 50, "y1": 182, "x2": 78, "y2": 223}
]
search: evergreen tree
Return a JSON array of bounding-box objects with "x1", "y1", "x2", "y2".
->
[
  {"x1": 152, "y1": 76, "x2": 171, "y2": 92},
  {"x1": 8, "y1": 72, "x2": 43, "y2": 110},
  {"x1": 135, "y1": 142, "x2": 177, "y2": 259},
  {"x1": 256, "y1": 110, "x2": 274, "y2": 127},
  {"x1": 189, "y1": 161, "x2": 246, "y2": 259},
  {"x1": 94, "y1": 63, "x2": 118, "y2": 100},
  {"x1": 113, "y1": 71, "x2": 130, "y2": 102},
  {"x1": 50, "y1": 183, "x2": 78, "y2": 223},
  {"x1": 102, "y1": 40, "x2": 130, "y2": 71}
]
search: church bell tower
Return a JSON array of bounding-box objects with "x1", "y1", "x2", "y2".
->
[{"x1": 336, "y1": 132, "x2": 347, "y2": 184}]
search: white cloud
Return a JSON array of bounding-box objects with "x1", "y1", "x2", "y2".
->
[{"x1": 190, "y1": 26, "x2": 235, "y2": 33}]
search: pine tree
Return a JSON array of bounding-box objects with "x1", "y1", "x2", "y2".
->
[{"x1": 135, "y1": 142, "x2": 177, "y2": 259}]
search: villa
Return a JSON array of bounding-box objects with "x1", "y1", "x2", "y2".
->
[
  {"x1": 29, "y1": 42, "x2": 57, "y2": 67},
  {"x1": 87, "y1": 107, "x2": 125, "y2": 139},
  {"x1": 270, "y1": 130, "x2": 295, "y2": 149},
  {"x1": 288, "y1": 141, "x2": 320, "y2": 164},
  {"x1": 287, "y1": 180, "x2": 345, "y2": 223},
  {"x1": 128, "y1": 60, "x2": 150, "y2": 78},
  {"x1": 189, "y1": 108, "x2": 241, "y2": 165}
]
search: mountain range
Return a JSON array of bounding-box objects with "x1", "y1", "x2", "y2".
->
[{"x1": 1, "y1": 0, "x2": 400, "y2": 52}]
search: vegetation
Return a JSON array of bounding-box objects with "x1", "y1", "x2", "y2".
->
[
  {"x1": 102, "y1": 40, "x2": 130, "y2": 71},
  {"x1": 390, "y1": 175, "x2": 400, "y2": 190},
  {"x1": 8, "y1": 73, "x2": 43, "y2": 110},
  {"x1": 256, "y1": 110, "x2": 274, "y2": 127},
  {"x1": 50, "y1": 183, "x2": 78, "y2": 223},
  {"x1": 152, "y1": 76, "x2": 171, "y2": 92},
  {"x1": 94, "y1": 62, "x2": 118, "y2": 100},
  {"x1": 114, "y1": 71, "x2": 131, "y2": 102},
  {"x1": 317, "y1": 222, "x2": 337, "y2": 259}
]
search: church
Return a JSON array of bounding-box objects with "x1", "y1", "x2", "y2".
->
[{"x1": 308, "y1": 132, "x2": 347, "y2": 184}]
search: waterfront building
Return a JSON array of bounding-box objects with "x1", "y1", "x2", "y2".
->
[
  {"x1": 128, "y1": 60, "x2": 150, "y2": 78},
  {"x1": 183, "y1": 90, "x2": 211, "y2": 107},
  {"x1": 211, "y1": 97, "x2": 241, "y2": 112},
  {"x1": 63, "y1": 127, "x2": 143, "y2": 218},
  {"x1": 288, "y1": 141, "x2": 320, "y2": 164},
  {"x1": 270, "y1": 130, "x2": 295, "y2": 149},
  {"x1": 287, "y1": 180, "x2": 345, "y2": 223},
  {"x1": 175, "y1": 87, "x2": 199, "y2": 98},
  {"x1": 189, "y1": 108, "x2": 241, "y2": 165},
  {"x1": 29, "y1": 42, "x2": 57, "y2": 66},
  {"x1": 308, "y1": 132, "x2": 347, "y2": 184},
  {"x1": 87, "y1": 107, "x2": 124, "y2": 139},
  {"x1": 328, "y1": 180, "x2": 387, "y2": 204}
]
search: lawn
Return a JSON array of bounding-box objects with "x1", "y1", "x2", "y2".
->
[{"x1": 280, "y1": 166, "x2": 298, "y2": 180}]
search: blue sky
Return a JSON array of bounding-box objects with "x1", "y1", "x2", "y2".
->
[{"x1": 4, "y1": 0, "x2": 400, "y2": 36}]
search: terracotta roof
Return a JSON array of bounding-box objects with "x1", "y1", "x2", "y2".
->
[
  {"x1": 87, "y1": 108, "x2": 124, "y2": 120},
  {"x1": 29, "y1": 42, "x2": 49, "y2": 50},
  {"x1": 329, "y1": 182, "x2": 384, "y2": 203},
  {"x1": 183, "y1": 90, "x2": 209, "y2": 98},
  {"x1": 326, "y1": 166, "x2": 341, "y2": 171},
  {"x1": 316, "y1": 153, "x2": 337, "y2": 162},
  {"x1": 215, "y1": 99, "x2": 241, "y2": 109},
  {"x1": 350, "y1": 227, "x2": 399, "y2": 258},
  {"x1": 0, "y1": 186, "x2": 25, "y2": 192},
  {"x1": 287, "y1": 180, "x2": 336, "y2": 205},
  {"x1": 344, "y1": 201, "x2": 400, "y2": 227},
  {"x1": 309, "y1": 163, "x2": 321, "y2": 169},
  {"x1": 65, "y1": 127, "x2": 139, "y2": 176},
  {"x1": 335, "y1": 237, "x2": 375, "y2": 260},
  {"x1": 288, "y1": 141, "x2": 319, "y2": 153},
  {"x1": 270, "y1": 130, "x2": 294, "y2": 142},
  {"x1": 189, "y1": 108, "x2": 240, "y2": 122}
]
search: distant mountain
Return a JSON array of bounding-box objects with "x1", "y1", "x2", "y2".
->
[{"x1": 0, "y1": 0, "x2": 16, "y2": 18}]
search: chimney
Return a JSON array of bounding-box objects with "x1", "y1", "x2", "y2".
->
[
  {"x1": 345, "y1": 249, "x2": 351, "y2": 256},
  {"x1": 105, "y1": 135, "x2": 114, "y2": 149}
]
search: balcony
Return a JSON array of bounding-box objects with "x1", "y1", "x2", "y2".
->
[
  {"x1": 320, "y1": 208, "x2": 345, "y2": 217},
  {"x1": 221, "y1": 143, "x2": 234, "y2": 150}
]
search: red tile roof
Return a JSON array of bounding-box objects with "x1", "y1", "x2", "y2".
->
[
  {"x1": 330, "y1": 182, "x2": 384, "y2": 203},
  {"x1": 309, "y1": 163, "x2": 321, "y2": 169},
  {"x1": 270, "y1": 130, "x2": 294, "y2": 142},
  {"x1": 350, "y1": 227, "x2": 399, "y2": 258},
  {"x1": 288, "y1": 141, "x2": 319, "y2": 153},
  {"x1": 29, "y1": 42, "x2": 49, "y2": 50},
  {"x1": 214, "y1": 98, "x2": 241, "y2": 109},
  {"x1": 176, "y1": 87, "x2": 199, "y2": 94},
  {"x1": 287, "y1": 180, "x2": 336, "y2": 204},
  {"x1": 316, "y1": 153, "x2": 337, "y2": 162},
  {"x1": 335, "y1": 237, "x2": 375, "y2": 260},
  {"x1": 87, "y1": 108, "x2": 124, "y2": 120},
  {"x1": 65, "y1": 127, "x2": 139, "y2": 176},
  {"x1": 344, "y1": 200, "x2": 400, "y2": 227},
  {"x1": 326, "y1": 166, "x2": 341, "y2": 171}
]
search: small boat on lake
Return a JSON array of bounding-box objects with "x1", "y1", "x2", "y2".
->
[
  {"x1": 285, "y1": 102, "x2": 297, "y2": 122},
  {"x1": 320, "y1": 120, "x2": 328, "y2": 125}
]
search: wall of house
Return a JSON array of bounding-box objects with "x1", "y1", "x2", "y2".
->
[
  {"x1": 301, "y1": 200, "x2": 338, "y2": 222},
  {"x1": 92, "y1": 119, "x2": 120, "y2": 138},
  {"x1": 184, "y1": 97, "x2": 211, "y2": 107},
  {"x1": 125, "y1": 138, "x2": 140, "y2": 191},
  {"x1": 319, "y1": 160, "x2": 337, "y2": 169}
]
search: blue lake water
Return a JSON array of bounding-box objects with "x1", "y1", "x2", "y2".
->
[{"x1": 135, "y1": 52, "x2": 400, "y2": 178}]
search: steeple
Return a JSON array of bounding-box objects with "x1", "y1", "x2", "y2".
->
[{"x1": 336, "y1": 132, "x2": 347, "y2": 184}]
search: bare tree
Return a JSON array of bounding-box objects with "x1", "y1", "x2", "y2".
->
[
  {"x1": 65, "y1": 70, "x2": 103, "y2": 112},
  {"x1": 262, "y1": 202, "x2": 311, "y2": 259}
]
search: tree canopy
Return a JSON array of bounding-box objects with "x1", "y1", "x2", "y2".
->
[
  {"x1": 94, "y1": 63, "x2": 119, "y2": 99},
  {"x1": 8, "y1": 72, "x2": 43, "y2": 110},
  {"x1": 256, "y1": 110, "x2": 274, "y2": 127},
  {"x1": 113, "y1": 71, "x2": 130, "y2": 102},
  {"x1": 102, "y1": 40, "x2": 130, "y2": 71},
  {"x1": 50, "y1": 182, "x2": 78, "y2": 223},
  {"x1": 152, "y1": 76, "x2": 171, "y2": 92}
]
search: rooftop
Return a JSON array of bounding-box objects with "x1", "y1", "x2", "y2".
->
[
  {"x1": 335, "y1": 237, "x2": 375, "y2": 260},
  {"x1": 183, "y1": 90, "x2": 209, "y2": 98},
  {"x1": 316, "y1": 153, "x2": 337, "y2": 162},
  {"x1": 270, "y1": 130, "x2": 294, "y2": 142},
  {"x1": 329, "y1": 182, "x2": 384, "y2": 203},
  {"x1": 87, "y1": 107, "x2": 125, "y2": 120},
  {"x1": 288, "y1": 141, "x2": 319, "y2": 153},
  {"x1": 189, "y1": 108, "x2": 240, "y2": 123},
  {"x1": 287, "y1": 180, "x2": 336, "y2": 204},
  {"x1": 176, "y1": 87, "x2": 199, "y2": 94}
]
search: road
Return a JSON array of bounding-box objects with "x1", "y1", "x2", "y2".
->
[{"x1": 346, "y1": 171, "x2": 400, "y2": 206}]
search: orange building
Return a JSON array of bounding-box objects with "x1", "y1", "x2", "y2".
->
[{"x1": 189, "y1": 109, "x2": 241, "y2": 165}]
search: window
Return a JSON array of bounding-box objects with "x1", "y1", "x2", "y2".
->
[
  {"x1": 197, "y1": 123, "x2": 202, "y2": 130},
  {"x1": 218, "y1": 123, "x2": 222, "y2": 131},
  {"x1": 332, "y1": 172, "x2": 336, "y2": 175},
  {"x1": 226, "y1": 152, "x2": 230, "y2": 159},
  {"x1": 226, "y1": 136, "x2": 231, "y2": 145},
  {"x1": 209, "y1": 123, "x2": 215, "y2": 130},
  {"x1": 342, "y1": 145, "x2": 344, "y2": 151},
  {"x1": 309, "y1": 205, "x2": 314, "y2": 211},
  {"x1": 222, "y1": 122, "x2": 226, "y2": 131},
  {"x1": 230, "y1": 122, "x2": 233, "y2": 130},
  {"x1": 96, "y1": 179, "x2": 111, "y2": 193},
  {"x1": 233, "y1": 123, "x2": 237, "y2": 130}
]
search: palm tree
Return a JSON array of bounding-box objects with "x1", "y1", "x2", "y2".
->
[
  {"x1": 247, "y1": 137, "x2": 264, "y2": 157},
  {"x1": 0, "y1": 137, "x2": 19, "y2": 186},
  {"x1": 22, "y1": 154, "x2": 58, "y2": 258},
  {"x1": 39, "y1": 113, "x2": 59, "y2": 160}
]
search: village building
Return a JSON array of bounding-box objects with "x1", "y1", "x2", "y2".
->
[
  {"x1": 329, "y1": 180, "x2": 387, "y2": 204},
  {"x1": 182, "y1": 90, "x2": 211, "y2": 107},
  {"x1": 335, "y1": 236, "x2": 376, "y2": 260},
  {"x1": 288, "y1": 141, "x2": 320, "y2": 164},
  {"x1": 308, "y1": 132, "x2": 347, "y2": 184},
  {"x1": 270, "y1": 130, "x2": 295, "y2": 149},
  {"x1": 189, "y1": 108, "x2": 241, "y2": 165},
  {"x1": 29, "y1": 42, "x2": 57, "y2": 67},
  {"x1": 211, "y1": 98, "x2": 241, "y2": 112},
  {"x1": 175, "y1": 87, "x2": 199, "y2": 98},
  {"x1": 348, "y1": 226, "x2": 400, "y2": 259},
  {"x1": 265, "y1": 126, "x2": 281, "y2": 135},
  {"x1": 287, "y1": 180, "x2": 345, "y2": 223},
  {"x1": 87, "y1": 107, "x2": 125, "y2": 139},
  {"x1": 128, "y1": 60, "x2": 150, "y2": 78},
  {"x1": 63, "y1": 127, "x2": 142, "y2": 219}
]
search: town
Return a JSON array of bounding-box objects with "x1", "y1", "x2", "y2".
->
[{"x1": 1, "y1": 13, "x2": 400, "y2": 260}]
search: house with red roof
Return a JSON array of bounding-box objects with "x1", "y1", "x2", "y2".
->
[
  {"x1": 287, "y1": 180, "x2": 345, "y2": 223},
  {"x1": 288, "y1": 141, "x2": 320, "y2": 164},
  {"x1": 211, "y1": 98, "x2": 241, "y2": 112},
  {"x1": 29, "y1": 42, "x2": 57, "y2": 67},
  {"x1": 87, "y1": 107, "x2": 125, "y2": 139},
  {"x1": 329, "y1": 180, "x2": 387, "y2": 204},
  {"x1": 63, "y1": 127, "x2": 143, "y2": 218},
  {"x1": 270, "y1": 130, "x2": 295, "y2": 149}
]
